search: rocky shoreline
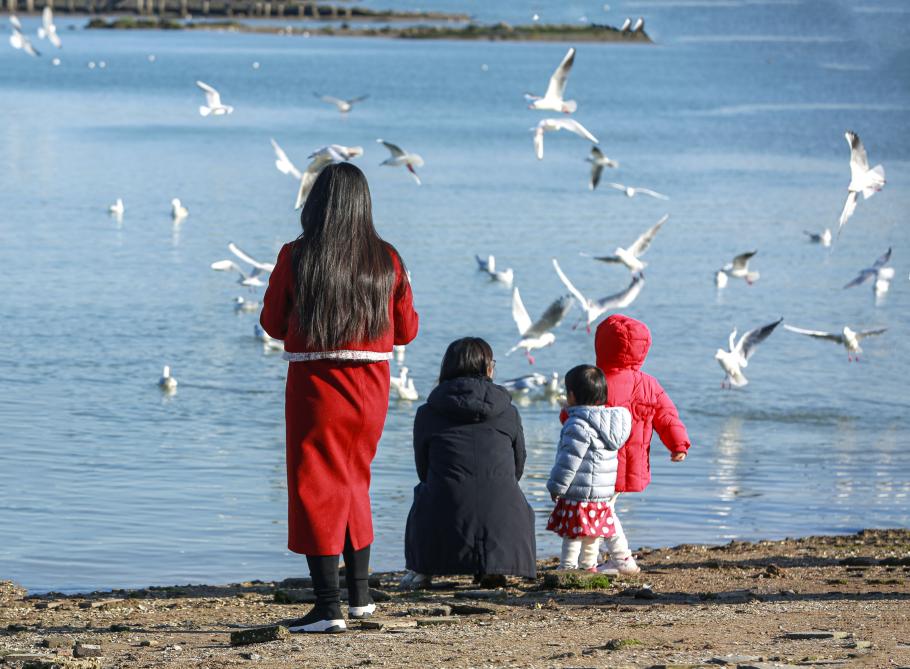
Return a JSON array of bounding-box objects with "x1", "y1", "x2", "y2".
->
[{"x1": 2, "y1": 529, "x2": 908, "y2": 668}]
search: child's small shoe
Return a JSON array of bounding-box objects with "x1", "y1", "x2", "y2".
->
[{"x1": 596, "y1": 556, "x2": 640, "y2": 576}]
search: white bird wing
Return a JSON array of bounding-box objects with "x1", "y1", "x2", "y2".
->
[
  {"x1": 607, "y1": 182, "x2": 627, "y2": 193},
  {"x1": 636, "y1": 187, "x2": 669, "y2": 200},
  {"x1": 544, "y1": 47, "x2": 575, "y2": 101},
  {"x1": 736, "y1": 318, "x2": 783, "y2": 365},
  {"x1": 727, "y1": 328, "x2": 738, "y2": 353},
  {"x1": 592, "y1": 273, "x2": 645, "y2": 310},
  {"x1": 10, "y1": 15, "x2": 22, "y2": 30},
  {"x1": 590, "y1": 163, "x2": 604, "y2": 190},
  {"x1": 196, "y1": 80, "x2": 222, "y2": 107},
  {"x1": 731, "y1": 250, "x2": 757, "y2": 271},
  {"x1": 552, "y1": 258, "x2": 589, "y2": 308},
  {"x1": 294, "y1": 156, "x2": 332, "y2": 209},
  {"x1": 511, "y1": 287, "x2": 533, "y2": 336},
  {"x1": 837, "y1": 191, "x2": 858, "y2": 234},
  {"x1": 554, "y1": 118, "x2": 598, "y2": 143},
  {"x1": 628, "y1": 214, "x2": 669, "y2": 258},
  {"x1": 229, "y1": 243, "x2": 274, "y2": 272},
  {"x1": 211, "y1": 259, "x2": 248, "y2": 279},
  {"x1": 317, "y1": 93, "x2": 345, "y2": 108},
  {"x1": 270, "y1": 139, "x2": 302, "y2": 179},
  {"x1": 42, "y1": 6, "x2": 53, "y2": 30},
  {"x1": 856, "y1": 328, "x2": 886, "y2": 341},
  {"x1": 845, "y1": 130, "x2": 870, "y2": 179},
  {"x1": 347, "y1": 94, "x2": 369, "y2": 105},
  {"x1": 784, "y1": 325, "x2": 844, "y2": 344},
  {"x1": 534, "y1": 125, "x2": 545, "y2": 160},
  {"x1": 527, "y1": 295, "x2": 575, "y2": 337},
  {"x1": 377, "y1": 139, "x2": 406, "y2": 158}
]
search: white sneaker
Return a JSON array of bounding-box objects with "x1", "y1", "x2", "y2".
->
[
  {"x1": 597, "y1": 556, "x2": 640, "y2": 576},
  {"x1": 287, "y1": 607, "x2": 347, "y2": 634},
  {"x1": 348, "y1": 602, "x2": 376, "y2": 619}
]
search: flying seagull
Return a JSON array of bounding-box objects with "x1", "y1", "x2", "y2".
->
[
  {"x1": 196, "y1": 80, "x2": 234, "y2": 116},
  {"x1": 715, "y1": 251, "x2": 759, "y2": 288},
  {"x1": 377, "y1": 139, "x2": 423, "y2": 185},
  {"x1": 552, "y1": 258, "x2": 644, "y2": 331},
  {"x1": 715, "y1": 318, "x2": 783, "y2": 388},
  {"x1": 586, "y1": 146, "x2": 619, "y2": 190},
  {"x1": 9, "y1": 15, "x2": 40, "y2": 57},
  {"x1": 590, "y1": 214, "x2": 669, "y2": 272},
  {"x1": 210, "y1": 260, "x2": 266, "y2": 288},
  {"x1": 228, "y1": 242, "x2": 276, "y2": 273},
  {"x1": 315, "y1": 93, "x2": 369, "y2": 114},
  {"x1": 270, "y1": 139, "x2": 303, "y2": 180},
  {"x1": 37, "y1": 7, "x2": 61, "y2": 48},
  {"x1": 533, "y1": 118, "x2": 598, "y2": 160},
  {"x1": 803, "y1": 229, "x2": 832, "y2": 247},
  {"x1": 838, "y1": 130, "x2": 885, "y2": 236},
  {"x1": 525, "y1": 47, "x2": 577, "y2": 113},
  {"x1": 507, "y1": 288, "x2": 574, "y2": 364},
  {"x1": 475, "y1": 254, "x2": 514, "y2": 285},
  {"x1": 784, "y1": 324, "x2": 886, "y2": 362},
  {"x1": 843, "y1": 247, "x2": 894, "y2": 296},
  {"x1": 295, "y1": 144, "x2": 364, "y2": 209},
  {"x1": 607, "y1": 182, "x2": 668, "y2": 200}
]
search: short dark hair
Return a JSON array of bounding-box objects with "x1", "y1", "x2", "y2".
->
[
  {"x1": 564, "y1": 364, "x2": 607, "y2": 405},
  {"x1": 439, "y1": 337, "x2": 494, "y2": 382}
]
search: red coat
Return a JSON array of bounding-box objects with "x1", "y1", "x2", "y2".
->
[
  {"x1": 561, "y1": 314, "x2": 690, "y2": 493},
  {"x1": 260, "y1": 241, "x2": 419, "y2": 555}
]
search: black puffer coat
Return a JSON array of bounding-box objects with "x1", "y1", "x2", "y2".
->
[{"x1": 404, "y1": 376, "x2": 537, "y2": 578}]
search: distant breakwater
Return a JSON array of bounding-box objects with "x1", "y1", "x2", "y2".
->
[{"x1": 86, "y1": 17, "x2": 653, "y2": 43}]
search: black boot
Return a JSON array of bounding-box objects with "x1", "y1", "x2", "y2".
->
[
  {"x1": 343, "y1": 534, "x2": 374, "y2": 620},
  {"x1": 288, "y1": 555, "x2": 345, "y2": 633}
]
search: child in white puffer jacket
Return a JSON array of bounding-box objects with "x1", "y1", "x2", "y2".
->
[{"x1": 546, "y1": 365, "x2": 632, "y2": 570}]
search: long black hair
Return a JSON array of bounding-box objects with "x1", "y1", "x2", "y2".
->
[
  {"x1": 291, "y1": 162, "x2": 397, "y2": 349},
  {"x1": 439, "y1": 337, "x2": 494, "y2": 382}
]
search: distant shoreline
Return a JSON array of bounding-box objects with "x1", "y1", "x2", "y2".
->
[{"x1": 85, "y1": 18, "x2": 653, "y2": 42}]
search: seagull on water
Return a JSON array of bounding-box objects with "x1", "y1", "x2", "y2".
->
[
  {"x1": 196, "y1": 80, "x2": 234, "y2": 116},
  {"x1": 159, "y1": 366, "x2": 177, "y2": 392},
  {"x1": 843, "y1": 247, "x2": 894, "y2": 297},
  {"x1": 390, "y1": 367, "x2": 418, "y2": 401},
  {"x1": 9, "y1": 15, "x2": 40, "y2": 57},
  {"x1": 838, "y1": 130, "x2": 885, "y2": 236},
  {"x1": 377, "y1": 139, "x2": 423, "y2": 185},
  {"x1": 314, "y1": 92, "x2": 369, "y2": 114},
  {"x1": 607, "y1": 182, "x2": 668, "y2": 200},
  {"x1": 715, "y1": 251, "x2": 759, "y2": 288},
  {"x1": 171, "y1": 198, "x2": 188, "y2": 221},
  {"x1": 784, "y1": 324, "x2": 886, "y2": 362},
  {"x1": 803, "y1": 229, "x2": 832, "y2": 247},
  {"x1": 234, "y1": 296, "x2": 260, "y2": 313},
  {"x1": 475, "y1": 255, "x2": 514, "y2": 285},
  {"x1": 525, "y1": 47, "x2": 577, "y2": 114},
  {"x1": 507, "y1": 288, "x2": 574, "y2": 364},
  {"x1": 393, "y1": 345, "x2": 406, "y2": 363},
  {"x1": 589, "y1": 214, "x2": 668, "y2": 273},
  {"x1": 553, "y1": 258, "x2": 645, "y2": 331},
  {"x1": 37, "y1": 7, "x2": 61, "y2": 48},
  {"x1": 294, "y1": 144, "x2": 364, "y2": 209},
  {"x1": 254, "y1": 324, "x2": 284, "y2": 352},
  {"x1": 533, "y1": 119, "x2": 598, "y2": 160},
  {"x1": 109, "y1": 198, "x2": 125, "y2": 217},
  {"x1": 586, "y1": 146, "x2": 619, "y2": 190},
  {"x1": 501, "y1": 372, "x2": 548, "y2": 396},
  {"x1": 715, "y1": 318, "x2": 783, "y2": 388}
]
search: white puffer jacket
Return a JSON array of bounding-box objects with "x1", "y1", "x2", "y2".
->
[{"x1": 546, "y1": 405, "x2": 632, "y2": 502}]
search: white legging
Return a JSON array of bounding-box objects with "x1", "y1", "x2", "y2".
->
[
  {"x1": 560, "y1": 536, "x2": 601, "y2": 570},
  {"x1": 601, "y1": 493, "x2": 632, "y2": 561}
]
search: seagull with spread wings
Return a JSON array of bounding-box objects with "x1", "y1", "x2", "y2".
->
[
  {"x1": 715, "y1": 318, "x2": 783, "y2": 388},
  {"x1": 586, "y1": 146, "x2": 619, "y2": 190},
  {"x1": 314, "y1": 92, "x2": 369, "y2": 114},
  {"x1": 270, "y1": 139, "x2": 303, "y2": 180},
  {"x1": 590, "y1": 214, "x2": 668, "y2": 272},
  {"x1": 9, "y1": 15, "x2": 40, "y2": 57},
  {"x1": 196, "y1": 80, "x2": 234, "y2": 116},
  {"x1": 377, "y1": 139, "x2": 423, "y2": 184},
  {"x1": 838, "y1": 130, "x2": 885, "y2": 236},
  {"x1": 715, "y1": 251, "x2": 759, "y2": 288},
  {"x1": 294, "y1": 144, "x2": 364, "y2": 209},
  {"x1": 784, "y1": 324, "x2": 886, "y2": 362},
  {"x1": 37, "y1": 7, "x2": 61, "y2": 48},
  {"x1": 552, "y1": 259, "x2": 644, "y2": 331},
  {"x1": 525, "y1": 47, "x2": 577, "y2": 113},
  {"x1": 507, "y1": 288, "x2": 574, "y2": 364},
  {"x1": 533, "y1": 118, "x2": 598, "y2": 160},
  {"x1": 843, "y1": 247, "x2": 894, "y2": 296},
  {"x1": 607, "y1": 182, "x2": 668, "y2": 200}
]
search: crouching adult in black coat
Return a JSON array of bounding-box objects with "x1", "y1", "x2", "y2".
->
[{"x1": 403, "y1": 337, "x2": 537, "y2": 584}]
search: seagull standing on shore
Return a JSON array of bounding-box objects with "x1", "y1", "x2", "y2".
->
[
  {"x1": 507, "y1": 288, "x2": 574, "y2": 364},
  {"x1": 295, "y1": 145, "x2": 364, "y2": 208},
  {"x1": 377, "y1": 139, "x2": 423, "y2": 185},
  {"x1": 196, "y1": 80, "x2": 234, "y2": 116},
  {"x1": 590, "y1": 214, "x2": 668, "y2": 273},
  {"x1": 475, "y1": 254, "x2": 514, "y2": 285},
  {"x1": 586, "y1": 146, "x2": 619, "y2": 190},
  {"x1": 552, "y1": 259, "x2": 645, "y2": 331},
  {"x1": 533, "y1": 119, "x2": 598, "y2": 160},
  {"x1": 37, "y1": 7, "x2": 61, "y2": 48},
  {"x1": 314, "y1": 92, "x2": 369, "y2": 114},
  {"x1": 715, "y1": 251, "x2": 759, "y2": 288},
  {"x1": 715, "y1": 318, "x2": 783, "y2": 388},
  {"x1": 843, "y1": 247, "x2": 894, "y2": 297},
  {"x1": 784, "y1": 324, "x2": 886, "y2": 362},
  {"x1": 803, "y1": 229, "x2": 832, "y2": 247},
  {"x1": 9, "y1": 16, "x2": 40, "y2": 57},
  {"x1": 632, "y1": 16, "x2": 645, "y2": 32},
  {"x1": 525, "y1": 47, "x2": 577, "y2": 113},
  {"x1": 838, "y1": 130, "x2": 885, "y2": 236},
  {"x1": 607, "y1": 182, "x2": 668, "y2": 200},
  {"x1": 620, "y1": 17, "x2": 632, "y2": 33}
]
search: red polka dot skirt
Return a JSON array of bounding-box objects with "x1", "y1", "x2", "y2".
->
[{"x1": 546, "y1": 499, "x2": 616, "y2": 539}]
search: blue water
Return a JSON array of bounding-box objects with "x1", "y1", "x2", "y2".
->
[{"x1": 1, "y1": 0, "x2": 909, "y2": 593}]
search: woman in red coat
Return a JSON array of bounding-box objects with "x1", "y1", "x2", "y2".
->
[{"x1": 260, "y1": 163, "x2": 419, "y2": 633}]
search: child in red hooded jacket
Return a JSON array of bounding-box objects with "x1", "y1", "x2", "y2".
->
[{"x1": 562, "y1": 314, "x2": 691, "y2": 575}]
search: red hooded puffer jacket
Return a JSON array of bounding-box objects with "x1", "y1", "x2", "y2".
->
[{"x1": 562, "y1": 314, "x2": 690, "y2": 493}]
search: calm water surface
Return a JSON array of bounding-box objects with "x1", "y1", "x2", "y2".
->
[{"x1": 1, "y1": 0, "x2": 909, "y2": 593}]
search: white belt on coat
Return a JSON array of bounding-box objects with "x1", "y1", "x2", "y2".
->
[{"x1": 282, "y1": 350, "x2": 393, "y2": 363}]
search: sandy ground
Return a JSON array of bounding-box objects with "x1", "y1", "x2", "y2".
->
[{"x1": 2, "y1": 529, "x2": 909, "y2": 669}]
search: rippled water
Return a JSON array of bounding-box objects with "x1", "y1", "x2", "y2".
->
[{"x1": 1, "y1": 0, "x2": 909, "y2": 593}]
